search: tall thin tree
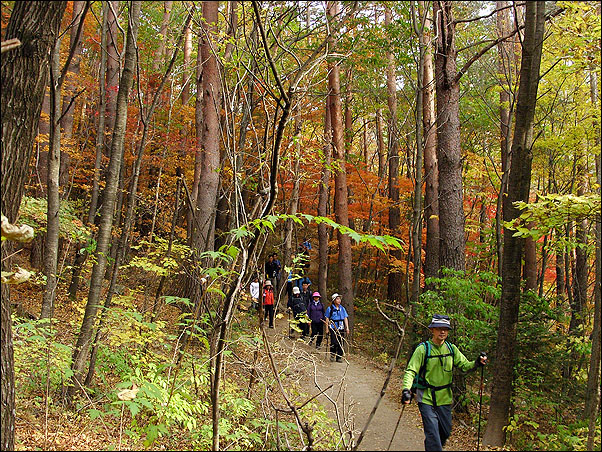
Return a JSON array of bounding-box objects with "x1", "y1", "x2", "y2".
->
[{"x1": 483, "y1": 1, "x2": 546, "y2": 445}]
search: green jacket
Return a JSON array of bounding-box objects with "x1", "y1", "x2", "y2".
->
[{"x1": 402, "y1": 340, "x2": 476, "y2": 406}]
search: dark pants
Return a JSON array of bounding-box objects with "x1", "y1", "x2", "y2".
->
[
  {"x1": 329, "y1": 328, "x2": 345, "y2": 359},
  {"x1": 310, "y1": 321, "x2": 323, "y2": 347},
  {"x1": 418, "y1": 402, "x2": 452, "y2": 451},
  {"x1": 263, "y1": 304, "x2": 274, "y2": 327}
]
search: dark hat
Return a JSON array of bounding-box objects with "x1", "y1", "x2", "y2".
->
[{"x1": 428, "y1": 314, "x2": 452, "y2": 329}]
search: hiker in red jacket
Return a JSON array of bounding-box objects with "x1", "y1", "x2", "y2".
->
[{"x1": 262, "y1": 280, "x2": 275, "y2": 328}]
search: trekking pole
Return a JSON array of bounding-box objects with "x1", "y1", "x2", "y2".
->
[
  {"x1": 477, "y1": 363, "x2": 484, "y2": 452},
  {"x1": 387, "y1": 404, "x2": 406, "y2": 451}
]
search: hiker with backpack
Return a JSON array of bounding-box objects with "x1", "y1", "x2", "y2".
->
[
  {"x1": 325, "y1": 293, "x2": 349, "y2": 362},
  {"x1": 288, "y1": 286, "x2": 309, "y2": 338},
  {"x1": 262, "y1": 280, "x2": 275, "y2": 329},
  {"x1": 307, "y1": 291, "x2": 326, "y2": 349},
  {"x1": 401, "y1": 314, "x2": 487, "y2": 451}
]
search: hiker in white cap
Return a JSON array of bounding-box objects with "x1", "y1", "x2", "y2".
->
[
  {"x1": 325, "y1": 293, "x2": 349, "y2": 362},
  {"x1": 401, "y1": 314, "x2": 488, "y2": 451}
]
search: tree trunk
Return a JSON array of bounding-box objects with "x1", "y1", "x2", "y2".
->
[
  {"x1": 422, "y1": 5, "x2": 439, "y2": 283},
  {"x1": 87, "y1": 1, "x2": 109, "y2": 225},
  {"x1": 40, "y1": 37, "x2": 62, "y2": 320},
  {"x1": 523, "y1": 229, "x2": 537, "y2": 291},
  {"x1": 67, "y1": 0, "x2": 141, "y2": 401},
  {"x1": 187, "y1": 1, "x2": 221, "y2": 311},
  {"x1": 181, "y1": 21, "x2": 192, "y2": 106},
  {"x1": 570, "y1": 164, "x2": 588, "y2": 333},
  {"x1": 376, "y1": 108, "x2": 386, "y2": 182},
  {"x1": 483, "y1": 2, "x2": 545, "y2": 446},
  {"x1": 585, "y1": 67, "x2": 601, "y2": 450},
  {"x1": 385, "y1": 4, "x2": 403, "y2": 301},
  {"x1": 327, "y1": 0, "x2": 354, "y2": 331},
  {"x1": 152, "y1": 1, "x2": 173, "y2": 72},
  {"x1": 433, "y1": 0, "x2": 465, "y2": 272},
  {"x1": 104, "y1": 0, "x2": 120, "y2": 145},
  {"x1": 318, "y1": 95, "x2": 332, "y2": 299},
  {"x1": 1, "y1": 3, "x2": 67, "y2": 448},
  {"x1": 60, "y1": 1, "x2": 85, "y2": 140}
]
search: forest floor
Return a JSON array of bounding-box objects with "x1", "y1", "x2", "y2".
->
[{"x1": 266, "y1": 313, "x2": 488, "y2": 451}]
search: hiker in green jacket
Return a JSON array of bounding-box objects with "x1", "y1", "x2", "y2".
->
[{"x1": 401, "y1": 314, "x2": 487, "y2": 451}]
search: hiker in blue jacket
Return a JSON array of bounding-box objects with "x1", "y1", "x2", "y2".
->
[
  {"x1": 401, "y1": 314, "x2": 487, "y2": 451},
  {"x1": 325, "y1": 293, "x2": 349, "y2": 362}
]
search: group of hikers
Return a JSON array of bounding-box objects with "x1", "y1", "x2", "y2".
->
[
  {"x1": 248, "y1": 271, "x2": 350, "y2": 363},
  {"x1": 250, "y1": 245, "x2": 489, "y2": 451}
]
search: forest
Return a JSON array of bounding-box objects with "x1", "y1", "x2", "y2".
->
[{"x1": 1, "y1": 1, "x2": 600, "y2": 451}]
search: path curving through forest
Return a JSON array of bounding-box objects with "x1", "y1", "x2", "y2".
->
[{"x1": 267, "y1": 318, "x2": 428, "y2": 451}]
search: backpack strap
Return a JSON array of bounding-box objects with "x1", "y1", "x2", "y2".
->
[{"x1": 417, "y1": 341, "x2": 455, "y2": 407}]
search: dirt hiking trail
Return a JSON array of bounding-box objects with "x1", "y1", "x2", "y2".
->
[{"x1": 265, "y1": 317, "x2": 434, "y2": 451}]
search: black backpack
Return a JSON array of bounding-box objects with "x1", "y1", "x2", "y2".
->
[{"x1": 410, "y1": 340, "x2": 455, "y2": 406}]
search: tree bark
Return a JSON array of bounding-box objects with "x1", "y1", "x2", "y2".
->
[
  {"x1": 433, "y1": 0, "x2": 466, "y2": 272},
  {"x1": 187, "y1": 1, "x2": 221, "y2": 310},
  {"x1": 104, "y1": 0, "x2": 120, "y2": 146},
  {"x1": 483, "y1": 2, "x2": 545, "y2": 446},
  {"x1": 60, "y1": 1, "x2": 85, "y2": 139},
  {"x1": 385, "y1": 4, "x2": 403, "y2": 301},
  {"x1": 67, "y1": 0, "x2": 141, "y2": 401},
  {"x1": 152, "y1": 1, "x2": 173, "y2": 72},
  {"x1": 327, "y1": 0, "x2": 354, "y2": 331},
  {"x1": 376, "y1": 108, "x2": 386, "y2": 182},
  {"x1": 422, "y1": 5, "x2": 439, "y2": 283},
  {"x1": 585, "y1": 67, "x2": 601, "y2": 450},
  {"x1": 318, "y1": 95, "x2": 332, "y2": 299},
  {"x1": 40, "y1": 37, "x2": 62, "y2": 320},
  {"x1": 181, "y1": 21, "x2": 192, "y2": 106},
  {"x1": 1, "y1": 2, "x2": 67, "y2": 448}
]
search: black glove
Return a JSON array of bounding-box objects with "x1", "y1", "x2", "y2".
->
[
  {"x1": 401, "y1": 389, "x2": 413, "y2": 404},
  {"x1": 475, "y1": 352, "x2": 487, "y2": 367}
]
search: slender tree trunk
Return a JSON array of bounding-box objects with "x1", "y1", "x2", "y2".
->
[
  {"x1": 523, "y1": 225, "x2": 537, "y2": 291},
  {"x1": 181, "y1": 21, "x2": 192, "y2": 106},
  {"x1": 496, "y1": 0, "x2": 516, "y2": 278},
  {"x1": 585, "y1": 68, "x2": 601, "y2": 450},
  {"x1": 483, "y1": 2, "x2": 545, "y2": 446},
  {"x1": 284, "y1": 103, "x2": 302, "y2": 293},
  {"x1": 60, "y1": 1, "x2": 85, "y2": 140},
  {"x1": 422, "y1": 5, "x2": 439, "y2": 283},
  {"x1": 87, "y1": 1, "x2": 109, "y2": 225},
  {"x1": 1, "y1": 3, "x2": 67, "y2": 448},
  {"x1": 385, "y1": 4, "x2": 403, "y2": 301},
  {"x1": 376, "y1": 108, "x2": 386, "y2": 182},
  {"x1": 40, "y1": 38, "x2": 62, "y2": 320},
  {"x1": 318, "y1": 96, "x2": 332, "y2": 299},
  {"x1": 570, "y1": 163, "x2": 588, "y2": 333},
  {"x1": 433, "y1": 0, "x2": 465, "y2": 272},
  {"x1": 411, "y1": 1, "x2": 425, "y2": 304},
  {"x1": 327, "y1": 0, "x2": 354, "y2": 331},
  {"x1": 104, "y1": 0, "x2": 120, "y2": 147},
  {"x1": 189, "y1": 25, "x2": 204, "y2": 241},
  {"x1": 67, "y1": 0, "x2": 141, "y2": 401},
  {"x1": 152, "y1": 1, "x2": 173, "y2": 72}
]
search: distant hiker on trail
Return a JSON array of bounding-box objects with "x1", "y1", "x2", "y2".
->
[
  {"x1": 264, "y1": 254, "x2": 276, "y2": 280},
  {"x1": 272, "y1": 253, "x2": 282, "y2": 289},
  {"x1": 294, "y1": 275, "x2": 312, "y2": 291},
  {"x1": 307, "y1": 291, "x2": 326, "y2": 349},
  {"x1": 288, "y1": 286, "x2": 309, "y2": 338},
  {"x1": 325, "y1": 293, "x2": 349, "y2": 362},
  {"x1": 300, "y1": 280, "x2": 312, "y2": 312},
  {"x1": 401, "y1": 314, "x2": 488, "y2": 452},
  {"x1": 249, "y1": 276, "x2": 259, "y2": 310},
  {"x1": 262, "y1": 280, "x2": 275, "y2": 328}
]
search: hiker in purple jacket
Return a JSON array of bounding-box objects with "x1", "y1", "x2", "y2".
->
[{"x1": 307, "y1": 291, "x2": 326, "y2": 349}]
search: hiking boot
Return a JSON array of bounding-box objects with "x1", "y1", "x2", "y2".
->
[
  {"x1": 336, "y1": 357, "x2": 342, "y2": 363},
  {"x1": 330, "y1": 355, "x2": 335, "y2": 362}
]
